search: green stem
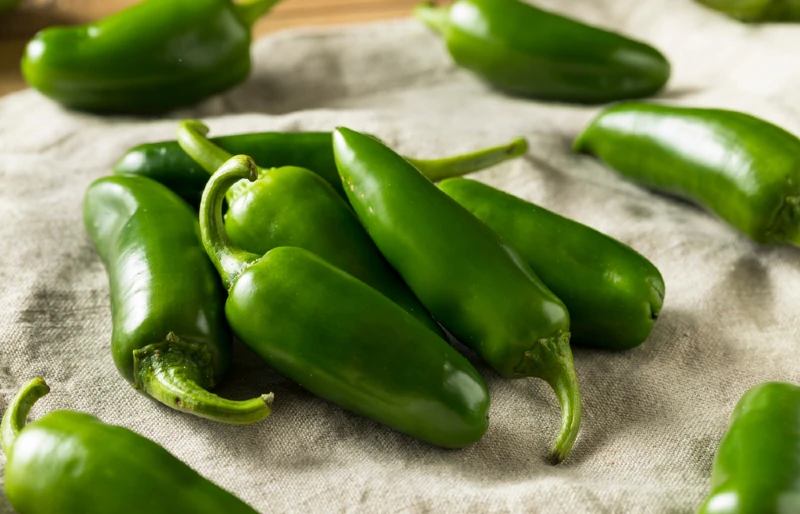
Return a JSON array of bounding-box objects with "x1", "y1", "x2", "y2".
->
[
  {"x1": 414, "y1": 2, "x2": 450, "y2": 35},
  {"x1": 1, "y1": 378, "x2": 50, "y2": 459},
  {"x1": 200, "y1": 155, "x2": 262, "y2": 289},
  {"x1": 515, "y1": 331, "x2": 582, "y2": 464},
  {"x1": 409, "y1": 137, "x2": 529, "y2": 182},
  {"x1": 177, "y1": 120, "x2": 265, "y2": 204},
  {"x1": 133, "y1": 333, "x2": 272, "y2": 424},
  {"x1": 234, "y1": 0, "x2": 283, "y2": 28}
]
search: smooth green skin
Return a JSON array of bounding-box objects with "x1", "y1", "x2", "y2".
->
[
  {"x1": 698, "y1": 382, "x2": 800, "y2": 513},
  {"x1": 697, "y1": 0, "x2": 800, "y2": 21},
  {"x1": 415, "y1": 0, "x2": 670, "y2": 104},
  {"x1": 83, "y1": 175, "x2": 270, "y2": 424},
  {"x1": 21, "y1": 0, "x2": 279, "y2": 113},
  {"x1": 575, "y1": 103, "x2": 800, "y2": 246},
  {"x1": 199, "y1": 157, "x2": 491, "y2": 448},
  {"x1": 114, "y1": 130, "x2": 523, "y2": 208},
  {"x1": 0, "y1": 0, "x2": 21, "y2": 15},
  {"x1": 1, "y1": 378, "x2": 258, "y2": 514},
  {"x1": 332, "y1": 127, "x2": 582, "y2": 463},
  {"x1": 439, "y1": 178, "x2": 665, "y2": 350},
  {"x1": 176, "y1": 121, "x2": 444, "y2": 336}
]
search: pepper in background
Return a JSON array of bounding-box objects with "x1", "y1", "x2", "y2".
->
[
  {"x1": 115, "y1": 128, "x2": 526, "y2": 208},
  {"x1": 698, "y1": 382, "x2": 800, "y2": 513},
  {"x1": 439, "y1": 178, "x2": 665, "y2": 350},
  {"x1": 178, "y1": 120, "x2": 446, "y2": 337},
  {"x1": 415, "y1": 0, "x2": 670, "y2": 104},
  {"x1": 21, "y1": 0, "x2": 281, "y2": 113},
  {"x1": 199, "y1": 156, "x2": 491, "y2": 448},
  {"x1": 1, "y1": 378, "x2": 259, "y2": 513},
  {"x1": 0, "y1": 0, "x2": 20, "y2": 14},
  {"x1": 333, "y1": 127, "x2": 582, "y2": 463},
  {"x1": 575, "y1": 103, "x2": 800, "y2": 246},
  {"x1": 697, "y1": 0, "x2": 800, "y2": 22},
  {"x1": 84, "y1": 174, "x2": 271, "y2": 423}
]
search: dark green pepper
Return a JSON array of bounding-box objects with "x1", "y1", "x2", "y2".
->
[
  {"x1": 575, "y1": 103, "x2": 800, "y2": 246},
  {"x1": 114, "y1": 128, "x2": 524, "y2": 207},
  {"x1": 1, "y1": 378, "x2": 258, "y2": 513},
  {"x1": 333, "y1": 127, "x2": 582, "y2": 463},
  {"x1": 84, "y1": 174, "x2": 270, "y2": 423},
  {"x1": 415, "y1": 0, "x2": 670, "y2": 104},
  {"x1": 438, "y1": 178, "x2": 665, "y2": 350},
  {"x1": 199, "y1": 156, "x2": 491, "y2": 448},
  {"x1": 698, "y1": 382, "x2": 800, "y2": 513},
  {"x1": 697, "y1": 0, "x2": 800, "y2": 21},
  {"x1": 21, "y1": 0, "x2": 280, "y2": 113}
]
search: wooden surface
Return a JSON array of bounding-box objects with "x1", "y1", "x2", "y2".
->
[{"x1": 0, "y1": 0, "x2": 417, "y2": 96}]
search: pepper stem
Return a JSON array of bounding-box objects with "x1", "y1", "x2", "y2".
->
[
  {"x1": 177, "y1": 120, "x2": 263, "y2": 204},
  {"x1": 133, "y1": 332, "x2": 272, "y2": 424},
  {"x1": 414, "y1": 2, "x2": 450, "y2": 35},
  {"x1": 1, "y1": 378, "x2": 50, "y2": 459},
  {"x1": 409, "y1": 138, "x2": 529, "y2": 182},
  {"x1": 200, "y1": 155, "x2": 263, "y2": 289},
  {"x1": 235, "y1": 0, "x2": 283, "y2": 28},
  {"x1": 515, "y1": 331, "x2": 582, "y2": 464}
]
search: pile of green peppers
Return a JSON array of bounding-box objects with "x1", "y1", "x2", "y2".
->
[{"x1": 6, "y1": 0, "x2": 800, "y2": 511}]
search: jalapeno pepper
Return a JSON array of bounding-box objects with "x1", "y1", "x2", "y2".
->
[
  {"x1": 1, "y1": 378, "x2": 258, "y2": 513},
  {"x1": 114, "y1": 128, "x2": 524, "y2": 208},
  {"x1": 84, "y1": 174, "x2": 271, "y2": 423},
  {"x1": 199, "y1": 156, "x2": 491, "y2": 448},
  {"x1": 438, "y1": 178, "x2": 665, "y2": 350},
  {"x1": 697, "y1": 0, "x2": 800, "y2": 21},
  {"x1": 21, "y1": 0, "x2": 280, "y2": 113},
  {"x1": 333, "y1": 127, "x2": 582, "y2": 463},
  {"x1": 698, "y1": 382, "x2": 800, "y2": 513},
  {"x1": 415, "y1": 0, "x2": 670, "y2": 104},
  {"x1": 575, "y1": 103, "x2": 800, "y2": 246}
]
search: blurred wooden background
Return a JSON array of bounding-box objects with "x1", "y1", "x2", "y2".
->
[{"x1": 0, "y1": 0, "x2": 417, "y2": 96}]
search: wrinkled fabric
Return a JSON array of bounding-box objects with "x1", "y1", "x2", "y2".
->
[{"x1": 2, "y1": 1, "x2": 800, "y2": 512}]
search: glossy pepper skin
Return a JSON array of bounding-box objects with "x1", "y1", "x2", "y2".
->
[
  {"x1": 200, "y1": 156, "x2": 491, "y2": 448},
  {"x1": 415, "y1": 0, "x2": 670, "y2": 104},
  {"x1": 114, "y1": 129, "x2": 524, "y2": 208},
  {"x1": 84, "y1": 174, "x2": 271, "y2": 423},
  {"x1": 21, "y1": 0, "x2": 280, "y2": 113},
  {"x1": 333, "y1": 127, "x2": 582, "y2": 463},
  {"x1": 439, "y1": 178, "x2": 665, "y2": 350},
  {"x1": 177, "y1": 120, "x2": 459, "y2": 337},
  {"x1": 698, "y1": 382, "x2": 800, "y2": 513},
  {"x1": 1, "y1": 378, "x2": 258, "y2": 514},
  {"x1": 575, "y1": 103, "x2": 800, "y2": 246},
  {"x1": 697, "y1": 0, "x2": 800, "y2": 21}
]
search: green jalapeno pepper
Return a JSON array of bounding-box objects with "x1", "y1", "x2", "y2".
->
[
  {"x1": 575, "y1": 103, "x2": 800, "y2": 246},
  {"x1": 199, "y1": 156, "x2": 491, "y2": 448},
  {"x1": 84, "y1": 174, "x2": 271, "y2": 423},
  {"x1": 415, "y1": 0, "x2": 670, "y2": 104},
  {"x1": 332, "y1": 127, "x2": 582, "y2": 463},
  {"x1": 115, "y1": 129, "x2": 525, "y2": 208},
  {"x1": 698, "y1": 382, "x2": 800, "y2": 513},
  {"x1": 697, "y1": 0, "x2": 800, "y2": 21},
  {"x1": 176, "y1": 120, "x2": 525, "y2": 337},
  {"x1": 21, "y1": 0, "x2": 280, "y2": 113},
  {"x1": 1, "y1": 378, "x2": 258, "y2": 513},
  {"x1": 438, "y1": 178, "x2": 665, "y2": 350}
]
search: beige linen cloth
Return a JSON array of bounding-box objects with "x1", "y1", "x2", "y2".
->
[{"x1": 2, "y1": 1, "x2": 800, "y2": 512}]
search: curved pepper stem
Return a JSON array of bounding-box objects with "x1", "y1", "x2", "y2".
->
[
  {"x1": 177, "y1": 120, "x2": 260, "y2": 204},
  {"x1": 414, "y1": 2, "x2": 450, "y2": 35},
  {"x1": 1, "y1": 377, "x2": 50, "y2": 459},
  {"x1": 515, "y1": 332, "x2": 582, "y2": 464},
  {"x1": 234, "y1": 0, "x2": 283, "y2": 28},
  {"x1": 409, "y1": 137, "x2": 529, "y2": 182},
  {"x1": 133, "y1": 332, "x2": 273, "y2": 424},
  {"x1": 200, "y1": 155, "x2": 263, "y2": 289}
]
